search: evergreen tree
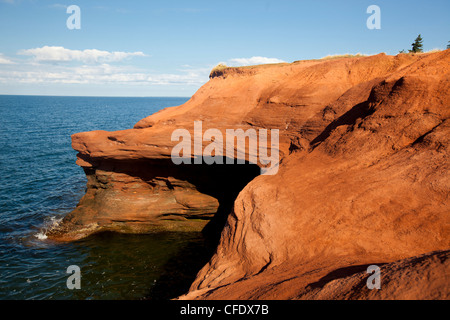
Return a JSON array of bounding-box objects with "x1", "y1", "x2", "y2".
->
[
  {"x1": 447, "y1": 41, "x2": 450, "y2": 49},
  {"x1": 409, "y1": 34, "x2": 424, "y2": 53}
]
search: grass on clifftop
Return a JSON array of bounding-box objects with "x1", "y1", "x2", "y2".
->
[
  {"x1": 319, "y1": 53, "x2": 369, "y2": 60},
  {"x1": 209, "y1": 63, "x2": 228, "y2": 78}
]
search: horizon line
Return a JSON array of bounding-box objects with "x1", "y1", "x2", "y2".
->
[{"x1": 0, "y1": 94, "x2": 192, "y2": 98}]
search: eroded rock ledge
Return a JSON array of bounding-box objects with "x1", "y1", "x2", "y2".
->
[
  {"x1": 48, "y1": 158, "x2": 260, "y2": 241},
  {"x1": 48, "y1": 51, "x2": 449, "y2": 299}
]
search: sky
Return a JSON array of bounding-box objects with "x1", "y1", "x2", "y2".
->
[{"x1": 0, "y1": 0, "x2": 449, "y2": 97}]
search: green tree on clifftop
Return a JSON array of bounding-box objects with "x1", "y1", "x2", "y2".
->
[{"x1": 409, "y1": 34, "x2": 424, "y2": 53}]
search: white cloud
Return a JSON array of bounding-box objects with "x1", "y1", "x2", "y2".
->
[
  {"x1": 0, "y1": 62, "x2": 209, "y2": 86},
  {"x1": 18, "y1": 46, "x2": 146, "y2": 64},
  {"x1": 48, "y1": 4, "x2": 69, "y2": 9},
  {"x1": 0, "y1": 53, "x2": 15, "y2": 64},
  {"x1": 0, "y1": 46, "x2": 212, "y2": 90},
  {"x1": 228, "y1": 56, "x2": 286, "y2": 67}
]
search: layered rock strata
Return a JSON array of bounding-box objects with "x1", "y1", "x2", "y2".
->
[{"x1": 48, "y1": 51, "x2": 450, "y2": 299}]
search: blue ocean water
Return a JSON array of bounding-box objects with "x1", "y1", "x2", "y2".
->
[{"x1": 0, "y1": 95, "x2": 210, "y2": 300}]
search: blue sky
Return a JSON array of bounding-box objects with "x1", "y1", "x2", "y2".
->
[{"x1": 0, "y1": 0, "x2": 449, "y2": 96}]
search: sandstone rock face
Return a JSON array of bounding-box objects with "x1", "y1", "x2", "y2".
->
[
  {"x1": 295, "y1": 250, "x2": 449, "y2": 300},
  {"x1": 48, "y1": 159, "x2": 260, "y2": 241},
  {"x1": 50, "y1": 161, "x2": 220, "y2": 241},
  {"x1": 49, "y1": 51, "x2": 449, "y2": 299},
  {"x1": 179, "y1": 51, "x2": 450, "y2": 300}
]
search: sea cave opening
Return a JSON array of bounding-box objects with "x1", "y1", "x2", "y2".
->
[
  {"x1": 83, "y1": 157, "x2": 260, "y2": 299},
  {"x1": 145, "y1": 157, "x2": 260, "y2": 299}
]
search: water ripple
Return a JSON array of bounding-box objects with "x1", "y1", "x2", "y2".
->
[{"x1": 0, "y1": 95, "x2": 210, "y2": 300}]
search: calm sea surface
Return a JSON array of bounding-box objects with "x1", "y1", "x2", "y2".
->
[{"x1": 0, "y1": 95, "x2": 212, "y2": 300}]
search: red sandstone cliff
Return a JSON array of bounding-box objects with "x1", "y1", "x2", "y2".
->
[{"x1": 48, "y1": 51, "x2": 450, "y2": 299}]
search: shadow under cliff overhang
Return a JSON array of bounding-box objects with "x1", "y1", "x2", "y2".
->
[{"x1": 74, "y1": 156, "x2": 261, "y2": 299}]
